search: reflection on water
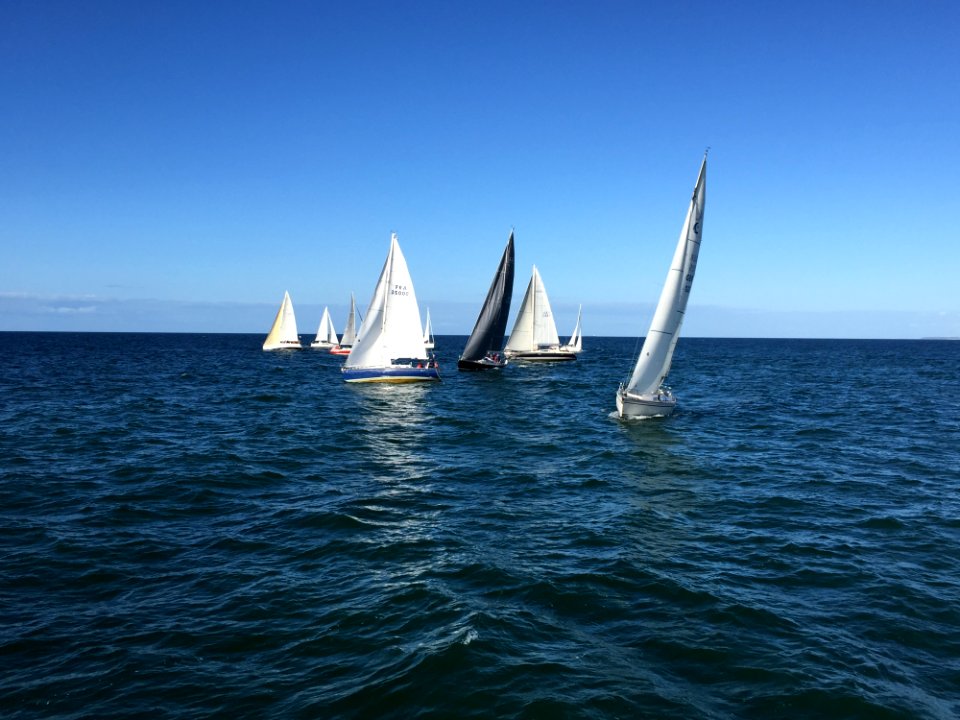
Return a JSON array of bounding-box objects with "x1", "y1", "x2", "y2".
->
[
  {"x1": 344, "y1": 384, "x2": 442, "y2": 579},
  {"x1": 348, "y1": 383, "x2": 437, "y2": 493}
]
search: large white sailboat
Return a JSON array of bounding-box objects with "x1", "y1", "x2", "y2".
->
[
  {"x1": 262, "y1": 290, "x2": 302, "y2": 351},
  {"x1": 505, "y1": 266, "x2": 575, "y2": 361},
  {"x1": 616, "y1": 153, "x2": 707, "y2": 419},
  {"x1": 330, "y1": 293, "x2": 358, "y2": 355},
  {"x1": 342, "y1": 233, "x2": 440, "y2": 383},
  {"x1": 310, "y1": 306, "x2": 339, "y2": 349}
]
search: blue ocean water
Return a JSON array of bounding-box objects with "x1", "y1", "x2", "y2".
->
[{"x1": 1, "y1": 332, "x2": 958, "y2": 719}]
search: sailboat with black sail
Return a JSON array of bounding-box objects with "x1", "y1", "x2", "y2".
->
[
  {"x1": 458, "y1": 231, "x2": 515, "y2": 370},
  {"x1": 342, "y1": 233, "x2": 440, "y2": 383},
  {"x1": 616, "y1": 152, "x2": 707, "y2": 419}
]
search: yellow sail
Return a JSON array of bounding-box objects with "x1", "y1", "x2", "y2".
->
[{"x1": 262, "y1": 291, "x2": 302, "y2": 350}]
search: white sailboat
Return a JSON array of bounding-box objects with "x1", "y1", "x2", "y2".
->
[
  {"x1": 617, "y1": 153, "x2": 707, "y2": 419},
  {"x1": 262, "y1": 290, "x2": 302, "y2": 351},
  {"x1": 561, "y1": 304, "x2": 583, "y2": 353},
  {"x1": 342, "y1": 233, "x2": 440, "y2": 383},
  {"x1": 422, "y1": 307, "x2": 435, "y2": 349},
  {"x1": 330, "y1": 293, "x2": 358, "y2": 355},
  {"x1": 504, "y1": 266, "x2": 575, "y2": 361},
  {"x1": 310, "y1": 306, "x2": 339, "y2": 349}
]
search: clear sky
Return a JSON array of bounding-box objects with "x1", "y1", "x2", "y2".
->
[{"x1": 2, "y1": 0, "x2": 958, "y2": 338}]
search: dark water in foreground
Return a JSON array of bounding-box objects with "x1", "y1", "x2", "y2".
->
[{"x1": 1, "y1": 333, "x2": 958, "y2": 719}]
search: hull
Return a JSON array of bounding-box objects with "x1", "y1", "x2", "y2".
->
[
  {"x1": 329, "y1": 346, "x2": 352, "y2": 355},
  {"x1": 310, "y1": 341, "x2": 337, "y2": 349},
  {"x1": 457, "y1": 356, "x2": 507, "y2": 371},
  {"x1": 616, "y1": 388, "x2": 676, "y2": 419},
  {"x1": 263, "y1": 340, "x2": 302, "y2": 351},
  {"x1": 507, "y1": 350, "x2": 576, "y2": 362},
  {"x1": 342, "y1": 366, "x2": 440, "y2": 383}
]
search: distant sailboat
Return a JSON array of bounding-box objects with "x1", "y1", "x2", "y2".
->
[
  {"x1": 561, "y1": 304, "x2": 583, "y2": 353},
  {"x1": 504, "y1": 266, "x2": 575, "y2": 361},
  {"x1": 262, "y1": 290, "x2": 302, "y2": 351},
  {"x1": 617, "y1": 153, "x2": 707, "y2": 419},
  {"x1": 330, "y1": 293, "x2": 358, "y2": 355},
  {"x1": 342, "y1": 233, "x2": 440, "y2": 383},
  {"x1": 458, "y1": 231, "x2": 515, "y2": 370},
  {"x1": 310, "y1": 306, "x2": 339, "y2": 349},
  {"x1": 422, "y1": 308, "x2": 435, "y2": 349}
]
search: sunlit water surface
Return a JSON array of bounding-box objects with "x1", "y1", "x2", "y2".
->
[{"x1": 1, "y1": 333, "x2": 958, "y2": 718}]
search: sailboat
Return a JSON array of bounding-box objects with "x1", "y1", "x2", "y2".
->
[
  {"x1": 330, "y1": 293, "x2": 358, "y2": 355},
  {"x1": 616, "y1": 152, "x2": 707, "y2": 419},
  {"x1": 422, "y1": 308, "x2": 435, "y2": 349},
  {"x1": 504, "y1": 266, "x2": 576, "y2": 361},
  {"x1": 458, "y1": 231, "x2": 515, "y2": 370},
  {"x1": 262, "y1": 290, "x2": 302, "y2": 351},
  {"x1": 561, "y1": 304, "x2": 583, "y2": 353},
  {"x1": 342, "y1": 233, "x2": 440, "y2": 383},
  {"x1": 310, "y1": 306, "x2": 339, "y2": 349}
]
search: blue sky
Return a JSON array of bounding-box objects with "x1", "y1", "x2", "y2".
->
[{"x1": 2, "y1": 0, "x2": 958, "y2": 337}]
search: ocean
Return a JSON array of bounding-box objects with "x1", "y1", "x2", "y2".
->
[{"x1": 1, "y1": 333, "x2": 958, "y2": 719}]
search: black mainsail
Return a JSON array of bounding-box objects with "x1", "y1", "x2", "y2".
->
[{"x1": 458, "y1": 232, "x2": 515, "y2": 370}]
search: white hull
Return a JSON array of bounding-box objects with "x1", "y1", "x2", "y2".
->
[
  {"x1": 506, "y1": 349, "x2": 576, "y2": 362},
  {"x1": 310, "y1": 340, "x2": 337, "y2": 349},
  {"x1": 263, "y1": 339, "x2": 303, "y2": 351},
  {"x1": 616, "y1": 386, "x2": 676, "y2": 419}
]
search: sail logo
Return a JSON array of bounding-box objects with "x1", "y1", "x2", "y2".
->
[{"x1": 391, "y1": 284, "x2": 409, "y2": 297}]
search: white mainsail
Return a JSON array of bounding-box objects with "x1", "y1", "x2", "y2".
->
[
  {"x1": 505, "y1": 266, "x2": 560, "y2": 353},
  {"x1": 311, "y1": 306, "x2": 338, "y2": 347},
  {"x1": 345, "y1": 233, "x2": 430, "y2": 370},
  {"x1": 262, "y1": 290, "x2": 302, "y2": 351},
  {"x1": 423, "y1": 307, "x2": 435, "y2": 349},
  {"x1": 618, "y1": 154, "x2": 707, "y2": 417}
]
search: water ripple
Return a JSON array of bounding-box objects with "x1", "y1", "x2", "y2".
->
[{"x1": 1, "y1": 334, "x2": 958, "y2": 718}]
